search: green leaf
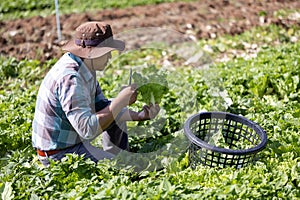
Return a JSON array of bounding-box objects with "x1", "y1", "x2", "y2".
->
[
  {"x1": 132, "y1": 65, "x2": 169, "y2": 104},
  {"x1": 2, "y1": 182, "x2": 14, "y2": 200}
]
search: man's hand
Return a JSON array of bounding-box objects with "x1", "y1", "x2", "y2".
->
[
  {"x1": 138, "y1": 103, "x2": 160, "y2": 120},
  {"x1": 115, "y1": 84, "x2": 137, "y2": 107}
]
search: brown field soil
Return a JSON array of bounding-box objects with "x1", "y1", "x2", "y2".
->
[{"x1": 0, "y1": 0, "x2": 299, "y2": 62}]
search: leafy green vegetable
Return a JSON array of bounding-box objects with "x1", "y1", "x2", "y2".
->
[
  {"x1": 206, "y1": 129, "x2": 254, "y2": 150},
  {"x1": 132, "y1": 65, "x2": 169, "y2": 104},
  {"x1": 206, "y1": 129, "x2": 230, "y2": 149}
]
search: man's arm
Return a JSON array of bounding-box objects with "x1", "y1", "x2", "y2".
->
[
  {"x1": 96, "y1": 85, "x2": 138, "y2": 131},
  {"x1": 117, "y1": 104, "x2": 161, "y2": 122}
]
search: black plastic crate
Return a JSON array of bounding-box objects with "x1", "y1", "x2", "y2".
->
[{"x1": 184, "y1": 112, "x2": 267, "y2": 169}]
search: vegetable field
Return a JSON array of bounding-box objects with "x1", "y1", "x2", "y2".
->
[{"x1": 0, "y1": 0, "x2": 300, "y2": 199}]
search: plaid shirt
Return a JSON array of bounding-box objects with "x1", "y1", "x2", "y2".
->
[{"x1": 32, "y1": 53, "x2": 110, "y2": 150}]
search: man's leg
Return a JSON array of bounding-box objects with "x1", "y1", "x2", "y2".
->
[
  {"x1": 38, "y1": 141, "x2": 114, "y2": 167},
  {"x1": 102, "y1": 120, "x2": 129, "y2": 155}
]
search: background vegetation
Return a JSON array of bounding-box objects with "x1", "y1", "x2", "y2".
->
[
  {"x1": 0, "y1": 0, "x2": 299, "y2": 199},
  {"x1": 0, "y1": 0, "x2": 194, "y2": 20}
]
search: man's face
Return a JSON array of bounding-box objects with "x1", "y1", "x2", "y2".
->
[{"x1": 87, "y1": 52, "x2": 112, "y2": 71}]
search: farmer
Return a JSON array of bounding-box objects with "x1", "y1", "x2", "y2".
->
[{"x1": 32, "y1": 21, "x2": 160, "y2": 166}]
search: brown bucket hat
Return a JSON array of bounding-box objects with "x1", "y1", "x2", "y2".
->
[{"x1": 62, "y1": 21, "x2": 125, "y2": 59}]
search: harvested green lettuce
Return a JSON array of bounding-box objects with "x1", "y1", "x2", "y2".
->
[{"x1": 132, "y1": 65, "x2": 169, "y2": 104}]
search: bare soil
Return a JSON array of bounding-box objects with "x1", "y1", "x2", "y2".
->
[{"x1": 0, "y1": 0, "x2": 299, "y2": 62}]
